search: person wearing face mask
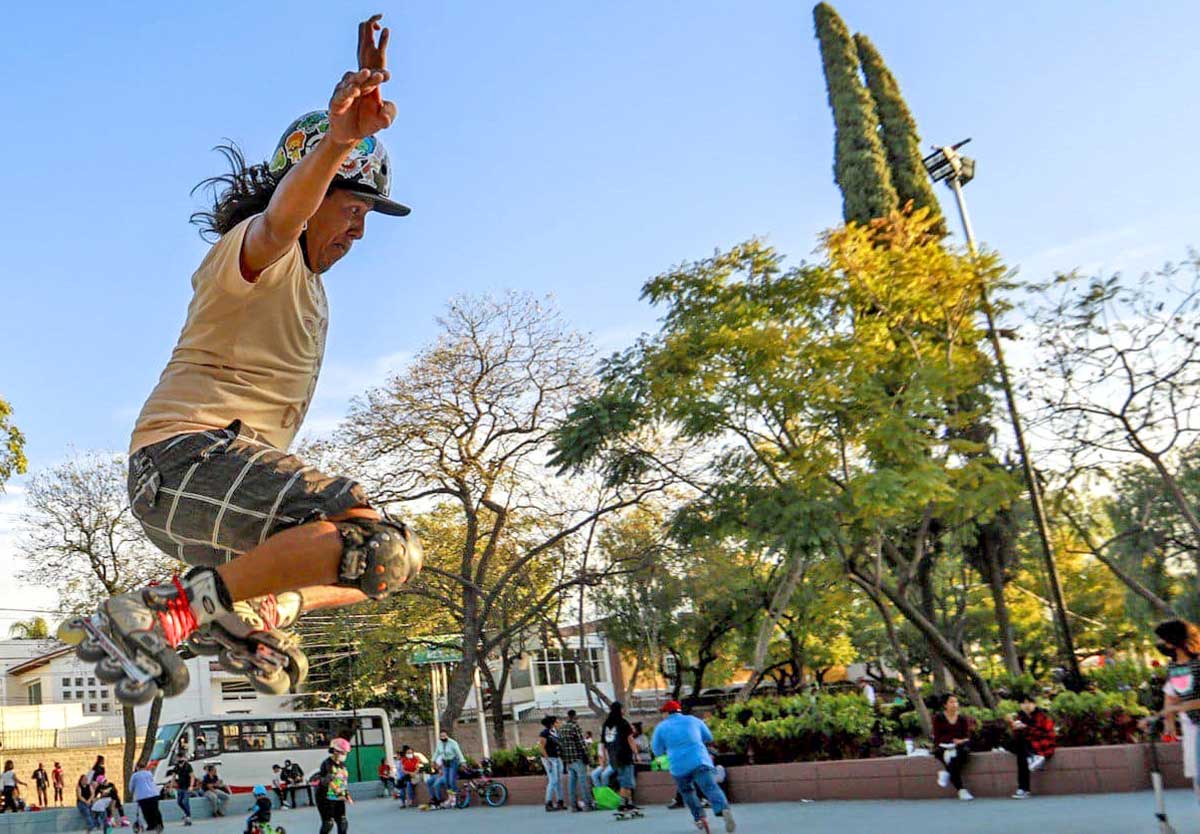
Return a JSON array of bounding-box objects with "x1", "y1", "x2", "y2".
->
[
  {"x1": 1143, "y1": 619, "x2": 1200, "y2": 801},
  {"x1": 430, "y1": 731, "x2": 464, "y2": 807},
  {"x1": 316, "y1": 738, "x2": 353, "y2": 834},
  {"x1": 393, "y1": 747, "x2": 422, "y2": 807}
]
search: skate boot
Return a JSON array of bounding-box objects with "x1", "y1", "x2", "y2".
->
[
  {"x1": 57, "y1": 567, "x2": 229, "y2": 704},
  {"x1": 184, "y1": 589, "x2": 308, "y2": 696},
  {"x1": 58, "y1": 567, "x2": 304, "y2": 704}
]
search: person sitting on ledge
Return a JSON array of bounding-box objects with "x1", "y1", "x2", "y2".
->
[
  {"x1": 1003, "y1": 691, "x2": 1056, "y2": 799},
  {"x1": 932, "y1": 694, "x2": 975, "y2": 801}
]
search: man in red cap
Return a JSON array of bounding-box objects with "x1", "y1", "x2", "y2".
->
[{"x1": 651, "y1": 701, "x2": 735, "y2": 832}]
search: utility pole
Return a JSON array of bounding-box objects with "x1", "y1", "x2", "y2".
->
[{"x1": 923, "y1": 140, "x2": 1083, "y2": 689}]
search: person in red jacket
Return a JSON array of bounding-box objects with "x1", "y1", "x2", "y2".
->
[{"x1": 1004, "y1": 692, "x2": 1056, "y2": 799}]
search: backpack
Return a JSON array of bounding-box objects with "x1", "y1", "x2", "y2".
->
[{"x1": 592, "y1": 786, "x2": 622, "y2": 810}]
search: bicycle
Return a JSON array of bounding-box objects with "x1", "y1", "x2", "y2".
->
[{"x1": 453, "y1": 760, "x2": 509, "y2": 809}]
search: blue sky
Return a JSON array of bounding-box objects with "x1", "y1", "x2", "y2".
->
[{"x1": 1, "y1": 1, "x2": 1198, "y2": 625}]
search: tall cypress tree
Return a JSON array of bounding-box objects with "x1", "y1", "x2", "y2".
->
[
  {"x1": 813, "y1": 3, "x2": 897, "y2": 226},
  {"x1": 854, "y1": 33, "x2": 946, "y2": 236}
]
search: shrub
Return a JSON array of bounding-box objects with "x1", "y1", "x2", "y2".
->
[
  {"x1": 487, "y1": 745, "x2": 543, "y2": 777},
  {"x1": 711, "y1": 693, "x2": 890, "y2": 763},
  {"x1": 1086, "y1": 660, "x2": 1154, "y2": 694}
]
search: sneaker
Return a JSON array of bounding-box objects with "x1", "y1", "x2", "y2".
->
[
  {"x1": 1011, "y1": 789, "x2": 1030, "y2": 800},
  {"x1": 958, "y1": 789, "x2": 974, "y2": 801},
  {"x1": 545, "y1": 802, "x2": 556, "y2": 812},
  {"x1": 183, "y1": 818, "x2": 192, "y2": 827},
  {"x1": 694, "y1": 820, "x2": 710, "y2": 832},
  {"x1": 937, "y1": 770, "x2": 951, "y2": 789},
  {"x1": 667, "y1": 799, "x2": 684, "y2": 810},
  {"x1": 722, "y1": 806, "x2": 736, "y2": 832},
  {"x1": 1028, "y1": 754, "x2": 1045, "y2": 772}
]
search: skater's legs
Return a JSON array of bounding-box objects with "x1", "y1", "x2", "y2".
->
[
  {"x1": 672, "y1": 771, "x2": 704, "y2": 822},
  {"x1": 690, "y1": 767, "x2": 728, "y2": 816},
  {"x1": 176, "y1": 790, "x2": 191, "y2": 819}
]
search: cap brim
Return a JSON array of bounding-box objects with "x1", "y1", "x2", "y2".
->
[{"x1": 365, "y1": 194, "x2": 411, "y2": 217}]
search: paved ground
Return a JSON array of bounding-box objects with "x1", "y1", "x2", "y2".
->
[{"x1": 175, "y1": 790, "x2": 1200, "y2": 834}]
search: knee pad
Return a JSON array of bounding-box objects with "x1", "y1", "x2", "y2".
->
[{"x1": 334, "y1": 517, "x2": 424, "y2": 600}]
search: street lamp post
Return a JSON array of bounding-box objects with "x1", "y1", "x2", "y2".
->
[{"x1": 923, "y1": 140, "x2": 1083, "y2": 689}]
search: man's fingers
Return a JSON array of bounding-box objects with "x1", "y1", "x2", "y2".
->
[
  {"x1": 380, "y1": 100, "x2": 397, "y2": 126},
  {"x1": 378, "y1": 26, "x2": 390, "y2": 54}
]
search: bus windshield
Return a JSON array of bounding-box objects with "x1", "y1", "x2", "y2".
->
[{"x1": 150, "y1": 723, "x2": 183, "y2": 761}]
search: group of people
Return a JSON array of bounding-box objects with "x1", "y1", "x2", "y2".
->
[
  {"x1": 534, "y1": 700, "x2": 735, "y2": 832},
  {"x1": 374, "y1": 731, "x2": 464, "y2": 809},
  {"x1": 1, "y1": 760, "x2": 66, "y2": 813},
  {"x1": 73, "y1": 756, "x2": 133, "y2": 832},
  {"x1": 931, "y1": 692, "x2": 1056, "y2": 801}
]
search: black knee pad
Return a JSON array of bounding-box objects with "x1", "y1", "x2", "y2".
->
[{"x1": 334, "y1": 517, "x2": 424, "y2": 600}]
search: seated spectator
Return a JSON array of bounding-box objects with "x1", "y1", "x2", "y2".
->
[
  {"x1": 377, "y1": 759, "x2": 396, "y2": 797},
  {"x1": 94, "y1": 777, "x2": 127, "y2": 827},
  {"x1": 425, "y1": 762, "x2": 453, "y2": 809},
  {"x1": 270, "y1": 765, "x2": 290, "y2": 809},
  {"x1": 394, "y1": 746, "x2": 422, "y2": 807},
  {"x1": 76, "y1": 774, "x2": 95, "y2": 830},
  {"x1": 932, "y1": 694, "x2": 975, "y2": 801},
  {"x1": 282, "y1": 760, "x2": 313, "y2": 807},
  {"x1": 591, "y1": 737, "x2": 613, "y2": 792},
  {"x1": 1004, "y1": 692, "x2": 1056, "y2": 799},
  {"x1": 200, "y1": 765, "x2": 231, "y2": 817}
]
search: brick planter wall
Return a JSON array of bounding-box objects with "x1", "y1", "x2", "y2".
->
[{"x1": 488, "y1": 742, "x2": 1189, "y2": 805}]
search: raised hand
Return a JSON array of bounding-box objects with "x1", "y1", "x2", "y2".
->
[
  {"x1": 358, "y1": 14, "x2": 389, "y2": 106},
  {"x1": 327, "y1": 68, "x2": 396, "y2": 145}
]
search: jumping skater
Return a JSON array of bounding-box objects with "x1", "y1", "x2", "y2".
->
[
  {"x1": 57, "y1": 14, "x2": 423, "y2": 704},
  {"x1": 316, "y1": 739, "x2": 353, "y2": 834},
  {"x1": 651, "y1": 701, "x2": 735, "y2": 833}
]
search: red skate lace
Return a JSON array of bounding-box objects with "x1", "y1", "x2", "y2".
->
[{"x1": 156, "y1": 576, "x2": 199, "y2": 648}]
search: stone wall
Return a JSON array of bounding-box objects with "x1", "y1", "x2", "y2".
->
[
  {"x1": 0, "y1": 744, "x2": 126, "y2": 806},
  {"x1": 485, "y1": 742, "x2": 1188, "y2": 805}
]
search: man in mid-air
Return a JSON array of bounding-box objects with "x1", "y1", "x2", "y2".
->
[{"x1": 60, "y1": 15, "x2": 424, "y2": 704}]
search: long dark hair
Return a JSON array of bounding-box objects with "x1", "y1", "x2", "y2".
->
[
  {"x1": 603, "y1": 701, "x2": 625, "y2": 729},
  {"x1": 1156, "y1": 619, "x2": 1200, "y2": 658},
  {"x1": 190, "y1": 142, "x2": 278, "y2": 242}
]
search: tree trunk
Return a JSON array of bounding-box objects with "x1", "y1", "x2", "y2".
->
[
  {"x1": 875, "y1": 593, "x2": 931, "y2": 737},
  {"x1": 738, "y1": 549, "x2": 806, "y2": 702},
  {"x1": 479, "y1": 659, "x2": 508, "y2": 750},
  {"x1": 853, "y1": 568, "x2": 997, "y2": 707},
  {"x1": 624, "y1": 652, "x2": 643, "y2": 704},
  {"x1": 121, "y1": 706, "x2": 138, "y2": 801},
  {"x1": 137, "y1": 697, "x2": 165, "y2": 768},
  {"x1": 917, "y1": 561, "x2": 948, "y2": 696},
  {"x1": 983, "y1": 537, "x2": 1022, "y2": 676}
]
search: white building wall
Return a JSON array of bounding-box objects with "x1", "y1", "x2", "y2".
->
[{"x1": 0, "y1": 640, "x2": 57, "y2": 707}]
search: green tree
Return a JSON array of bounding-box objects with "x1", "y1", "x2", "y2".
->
[
  {"x1": 853, "y1": 33, "x2": 946, "y2": 235},
  {"x1": 554, "y1": 213, "x2": 1020, "y2": 707},
  {"x1": 813, "y1": 3, "x2": 897, "y2": 226},
  {"x1": 0, "y1": 397, "x2": 27, "y2": 490}
]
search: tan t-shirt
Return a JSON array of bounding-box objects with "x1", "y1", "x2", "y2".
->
[{"x1": 130, "y1": 215, "x2": 329, "y2": 453}]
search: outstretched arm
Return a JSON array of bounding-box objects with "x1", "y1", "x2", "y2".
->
[{"x1": 240, "y1": 16, "x2": 396, "y2": 278}]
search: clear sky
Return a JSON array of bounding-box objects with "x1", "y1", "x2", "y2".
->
[{"x1": 1, "y1": 1, "x2": 1198, "y2": 628}]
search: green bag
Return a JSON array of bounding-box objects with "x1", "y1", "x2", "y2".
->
[
  {"x1": 593, "y1": 786, "x2": 622, "y2": 810},
  {"x1": 651, "y1": 754, "x2": 670, "y2": 772}
]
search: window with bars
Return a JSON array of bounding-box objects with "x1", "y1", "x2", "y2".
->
[{"x1": 532, "y1": 648, "x2": 607, "y2": 686}]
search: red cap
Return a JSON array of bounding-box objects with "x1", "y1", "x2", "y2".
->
[{"x1": 660, "y1": 700, "x2": 682, "y2": 713}]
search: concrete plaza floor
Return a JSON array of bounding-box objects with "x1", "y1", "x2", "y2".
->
[{"x1": 177, "y1": 789, "x2": 1200, "y2": 834}]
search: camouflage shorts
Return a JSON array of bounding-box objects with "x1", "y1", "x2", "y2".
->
[{"x1": 126, "y1": 420, "x2": 369, "y2": 567}]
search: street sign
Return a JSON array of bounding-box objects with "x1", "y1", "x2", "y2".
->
[{"x1": 410, "y1": 643, "x2": 463, "y2": 665}]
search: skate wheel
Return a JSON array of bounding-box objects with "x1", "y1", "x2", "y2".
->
[
  {"x1": 57, "y1": 619, "x2": 88, "y2": 645},
  {"x1": 96, "y1": 657, "x2": 126, "y2": 683},
  {"x1": 218, "y1": 649, "x2": 252, "y2": 674},
  {"x1": 249, "y1": 667, "x2": 291, "y2": 696},
  {"x1": 116, "y1": 677, "x2": 158, "y2": 705},
  {"x1": 186, "y1": 631, "x2": 223, "y2": 656},
  {"x1": 76, "y1": 637, "x2": 107, "y2": 663}
]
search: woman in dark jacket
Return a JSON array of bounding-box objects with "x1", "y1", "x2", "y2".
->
[{"x1": 931, "y1": 694, "x2": 975, "y2": 801}]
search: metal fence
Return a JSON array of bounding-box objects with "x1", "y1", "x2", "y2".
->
[{"x1": 0, "y1": 725, "x2": 124, "y2": 750}]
